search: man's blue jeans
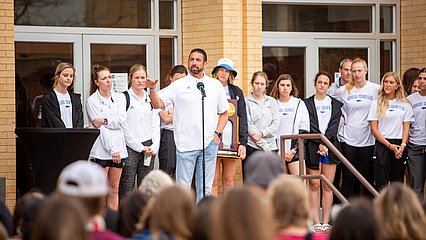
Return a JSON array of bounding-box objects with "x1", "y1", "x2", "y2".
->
[{"x1": 176, "y1": 140, "x2": 219, "y2": 202}]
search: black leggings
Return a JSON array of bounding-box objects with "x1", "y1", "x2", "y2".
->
[{"x1": 341, "y1": 143, "x2": 375, "y2": 198}]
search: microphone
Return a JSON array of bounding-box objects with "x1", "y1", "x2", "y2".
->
[{"x1": 197, "y1": 82, "x2": 206, "y2": 97}]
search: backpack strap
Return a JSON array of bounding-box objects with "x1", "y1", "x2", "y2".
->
[{"x1": 123, "y1": 90, "x2": 130, "y2": 111}]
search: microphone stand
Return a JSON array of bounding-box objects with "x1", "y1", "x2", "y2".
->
[{"x1": 201, "y1": 93, "x2": 206, "y2": 198}]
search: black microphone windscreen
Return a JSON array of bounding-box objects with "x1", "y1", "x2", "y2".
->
[{"x1": 197, "y1": 82, "x2": 205, "y2": 89}]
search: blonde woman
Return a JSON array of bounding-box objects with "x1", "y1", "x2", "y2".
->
[
  {"x1": 119, "y1": 64, "x2": 160, "y2": 200},
  {"x1": 375, "y1": 182, "x2": 426, "y2": 240},
  {"x1": 42, "y1": 62, "x2": 83, "y2": 128},
  {"x1": 268, "y1": 175, "x2": 328, "y2": 240},
  {"x1": 331, "y1": 58, "x2": 380, "y2": 198},
  {"x1": 367, "y1": 72, "x2": 413, "y2": 190}
]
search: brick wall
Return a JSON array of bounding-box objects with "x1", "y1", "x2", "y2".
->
[
  {"x1": 400, "y1": 0, "x2": 426, "y2": 72},
  {"x1": 181, "y1": 0, "x2": 262, "y2": 190},
  {"x1": 181, "y1": 0, "x2": 262, "y2": 94},
  {"x1": 0, "y1": 0, "x2": 16, "y2": 209}
]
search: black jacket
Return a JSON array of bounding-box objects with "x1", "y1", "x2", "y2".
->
[
  {"x1": 304, "y1": 95, "x2": 343, "y2": 162},
  {"x1": 228, "y1": 84, "x2": 248, "y2": 147},
  {"x1": 41, "y1": 89, "x2": 84, "y2": 128}
]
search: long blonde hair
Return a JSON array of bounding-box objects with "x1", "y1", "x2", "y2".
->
[
  {"x1": 377, "y1": 72, "x2": 407, "y2": 118},
  {"x1": 375, "y1": 182, "x2": 426, "y2": 240},
  {"x1": 345, "y1": 58, "x2": 368, "y2": 94}
]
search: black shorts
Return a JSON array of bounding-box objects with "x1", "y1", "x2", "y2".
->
[
  {"x1": 91, "y1": 158, "x2": 127, "y2": 169},
  {"x1": 305, "y1": 154, "x2": 339, "y2": 170}
]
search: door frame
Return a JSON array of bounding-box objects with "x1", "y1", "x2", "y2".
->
[{"x1": 263, "y1": 35, "x2": 378, "y2": 97}]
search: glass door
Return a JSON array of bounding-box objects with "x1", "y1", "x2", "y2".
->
[
  {"x1": 316, "y1": 39, "x2": 377, "y2": 88},
  {"x1": 82, "y1": 35, "x2": 155, "y2": 99},
  {"x1": 263, "y1": 38, "x2": 377, "y2": 97}
]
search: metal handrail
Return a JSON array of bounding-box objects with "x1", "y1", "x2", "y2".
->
[{"x1": 280, "y1": 133, "x2": 379, "y2": 198}]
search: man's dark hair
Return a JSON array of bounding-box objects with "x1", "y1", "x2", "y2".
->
[{"x1": 189, "y1": 48, "x2": 208, "y2": 62}]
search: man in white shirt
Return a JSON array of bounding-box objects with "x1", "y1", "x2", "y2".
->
[
  {"x1": 148, "y1": 48, "x2": 229, "y2": 202},
  {"x1": 328, "y1": 58, "x2": 352, "y2": 95}
]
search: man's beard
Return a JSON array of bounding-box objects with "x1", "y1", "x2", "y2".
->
[{"x1": 190, "y1": 65, "x2": 204, "y2": 75}]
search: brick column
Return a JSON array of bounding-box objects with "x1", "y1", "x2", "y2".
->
[
  {"x1": 181, "y1": 0, "x2": 262, "y2": 189},
  {"x1": 400, "y1": 0, "x2": 426, "y2": 72},
  {"x1": 0, "y1": 0, "x2": 16, "y2": 209},
  {"x1": 181, "y1": 0, "x2": 262, "y2": 94}
]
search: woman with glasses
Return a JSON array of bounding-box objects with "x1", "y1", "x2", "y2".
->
[{"x1": 86, "y1": 64, "x2": 128, "y2": 210}]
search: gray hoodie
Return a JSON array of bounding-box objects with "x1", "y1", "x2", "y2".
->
[{"x1": 245, "y1": 93, "x2": 280, "y2": 151}]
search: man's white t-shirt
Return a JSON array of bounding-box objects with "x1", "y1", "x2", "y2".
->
[
  {"x1": 159, "y1": 73, "x2": 229, "y2": 152},
  {"x1": 367, "y1": 98, "x2": 414, "y2": 139},
  {"x1": 407, "y1": 92, "x2": 426, "y2": 145},
  {"x1": 333, "y1": 81, "x2": 380, "y2": 147},
  {"x1": 54, "y1": 89, "x2": 73, "y2": 128},
  {"x1": 314, "y1": 96, "x2": 332, "y2": 135}
]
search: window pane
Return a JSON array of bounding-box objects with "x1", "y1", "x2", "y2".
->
[
  {"x1": 15, "y1": 0, "x2": 151, "y2": 28},
  {"x1": 262, "y1": 47, "x2": 305, "y2": 98},
  {"x1": 319, "y1": 48, "x2": 368, "y2": 82},
  {"x1": 159, "y1": 38, "x2": 174, "y2": 89},
  {"x1": 91, "y1": 44, "x2": 147, "y2": 92},
  {"x1": 263, "y1": 4, "x2": 372, "y2": 33},
  {"x1": 380, "y1": 5, "x2": 394, "y2": 33},
  {"x1": 159, "y1": 0, "x2": 174, "y2": 29},
  {"x1": 380, "y1": 41, "x2": 394, "y2": 78},
  {"x1": 15, "y1": 42, "x2": 73, "y2": 128}
]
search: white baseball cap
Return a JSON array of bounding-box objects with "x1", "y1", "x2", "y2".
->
[
  {"x1": 57, "y1": 160, "x2": 109, "y2": 197},
  {"x1": 212, "y1": 58, "x2": 238, "y2": 77}
]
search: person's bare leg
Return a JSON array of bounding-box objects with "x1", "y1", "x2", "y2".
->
[
  {"x1": 287, "y1": 161, "x2": 300, "y2": 175},
  {"x1": 321, "y1": 163, "x2": 337, "y2": 224},
  {"x1": 107, "y1": 167, "x2": 123, "y2": 210},
  {"x1": 307, "y1": 168, "x2": 321, "y2": 224},
  {"x1": 221, "y1": 159, "x2": 237, "y2": 194}
]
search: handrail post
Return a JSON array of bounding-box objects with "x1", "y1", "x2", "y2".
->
[
  {"x1": 279, "y1": 133, "x2": 379, "y2": 199},
  {"x1": 298, "y1": 137, "x2": 304, "y2": 176}
]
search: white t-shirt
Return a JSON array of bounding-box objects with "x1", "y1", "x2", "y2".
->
[
  {"x1": 86, "y1": 90, "x2": 128, "y2": 160},
  {"x1": 159, "y1": 73, "x2": 229, "y2": 152},
  {"x1": 334, "y1": 81, "x2": 380, "y2": 146},
  {"x1": 367, "y1": 98, "x2": 414, "y2": 139},
  {"x1": 276, "y1": 96, "x2": 310, "y2": 153},
  {"x1": 314, "y1": 96, "x2": 332, "y2": 134},
  {"x1": 54, "y1": 90, "x2": 73, "y2": 128},
  {"x1": 407, "y1": 92, "x2": 426, "y2": 145}
]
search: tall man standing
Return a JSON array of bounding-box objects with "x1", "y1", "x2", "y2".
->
[{"x1": 147, "y1": 48, "x2": 229, "y2": 202}]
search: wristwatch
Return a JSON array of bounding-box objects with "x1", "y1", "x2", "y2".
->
[
  {"x1": 214, "y1": 131, "x2": 222, "y2": 138},
  {"x1": 103, "y1": 118, "x2": 108, "y2": 125}
]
